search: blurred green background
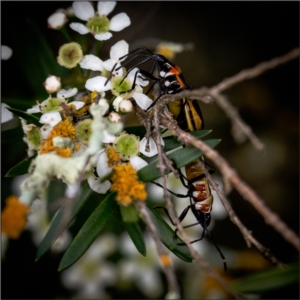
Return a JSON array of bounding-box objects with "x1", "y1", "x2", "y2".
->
[{"x1": 1, "y1": 1, "x2": 299, "y2": 299}]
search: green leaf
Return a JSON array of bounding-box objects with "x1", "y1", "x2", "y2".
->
[
  {"x1": 120, "y1": 204, "x2": 139, "y2": 223},
  {"x1": 6, "y1": 107, "x2": 40, "y2": 127},
  {"x1": 122, "y1": 221, "x2": 147, "y2": 256},
  {"x1": 231, "y1": 264, "x2": 299, "y2": 293},
  {"x1": 5, "y1": 154, "x2": 37, "y2": 177},
  {"x1": 145, "y1": 204, "x2": 192, "y2": 262},
  {"x1": 36, "y1": 181, "x2": 93, "y2": 261},
  {"x1": 163, "y1": 130, "x2": 212, "y2": 152},
  {"x1": 58, "y1": 192, "x2": 117, "y2": 271},
  {"x1": 138, "y1": 139, "x2": 221, "y2": 182}
]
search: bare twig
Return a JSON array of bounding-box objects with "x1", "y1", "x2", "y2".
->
[
  {"x1": 210, "y1": 48, "x2": 300, "y2": 94},
  {"x1": 150, "y1": 105, "x2": 244, "y2": 299},
  {"x1": 153, "y1": 48, "x2": 299, "y2": 152},
  {"x1": 197, "y1": 159, "x2": 284, "y2": 266},
  {"x1": 159, "y1": 111, "x2": 300, "y2": 252}
]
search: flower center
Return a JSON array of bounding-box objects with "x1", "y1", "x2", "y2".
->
[
  {"x1": 111, "y1": 77, "x2": 133, "y2": 97},
  {"x1": 113, "y1": 133, "x2": 139, "y2": 160},
  {"x1": 41, "y1": 98, "x2": 65, "y2": 113},
  {"x1": 86, "y1": 15, "x2": 110, "y2": 34}
]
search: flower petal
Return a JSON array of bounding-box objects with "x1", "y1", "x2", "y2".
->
[
  {"x1": 139, "y1": 137, "x2": 164, "y2": 157},
  {"x1": 110, "y1": 40, "x2": 129, "y2": 61},
  {"x1": 132, "y1": 92, "x2": 153, "y2": 110},
  {"x1": 68, "y1": 101, "x2": 85, "y2": 110},
  {"x1": 1, "y1": 103, "x2": 13, "y2": 123},
  {"x1": 27, "y1": 104, "x2": 41, "y2": 114},
  {"x1": 57, "y1": 88, "x2": 78, "y2": 99},
  {"x1": 1, "y1": 45, "x2": 13, "y2": 60},
  {"x1": 112, "y1": 96, "x2": 123, "y2": 112},
  {"x1": 69, "y1": 22, "x2": 90, "y2": 34},
  {"x1": 88, "y1": 175, "x2": 111, "y2": 194},
  {"x1": 103, "y1": 129, "x2": 116, "y2": 143},
  {"x1": 40, "y1": 123, "x2": 53, "y2": 139},
  {"x1": 72, "y1": 2, "x2": 94, "y2": 21},
  {"x1": 127, "y1": 68, "x2": 149, "y2": 87},
  {"x1": 39, "y1": 112, "x2": 62, "y2": 127},
  {"x1": 109, "y1": 13, "x2": 131, "y2": 32},
  {"x1": 94, "y1": 32, "x2": 113, "y2": 41},
  {"x1": 96, "y1": 151, "x2": 112, "y2": 178},
  {"x1": 97, "y1": 1, "x2": 116, "y2": 16},
  {"x1": 47, "y1": 12, "x2": 67, "y2": 29},
  {"x1": 85, "y1": 76, "x2": 112, "y2": 92},
  {"x1": 102, "y1": 58, "x2": 121, "y2": 73},
  {"x1": 79, "y1": 54, "x2": 104, "y2": 71},
  {"x1": 130, "y1": 156, "x2": 148, "y2": 170}
]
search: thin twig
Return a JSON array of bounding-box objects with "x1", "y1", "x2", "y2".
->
[
  {"x1": 197, "y1": 159, "x2": 284, "y2": 266},
  {"x1": 159, "y1": 112, "x2": 300, "y2": 252},
  {"x1": 151, "y1": 104, "x2": 244, "y2": 299},
  {"x1": 154, "y1": 48, "x2": 299, "y2": 152}
]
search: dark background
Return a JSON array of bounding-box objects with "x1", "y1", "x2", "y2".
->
[{"x1": 1, "y1": 1, "x2": 299, "y2": 299}]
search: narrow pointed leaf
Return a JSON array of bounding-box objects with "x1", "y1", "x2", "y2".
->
[
  {"x1": 138, "y1": 139, "x2": 221, "y2": 182},
  {"x1": 231, "y1": 264, "x2": 299, "y2": 293},
  {"x1": 6, "y1": 107, "x2": 40, "y2": 127},
  {"x1": 36, "y1": 181, "x2": 93, "y2": 260},
  {"x1": 122, "y1": 221, "x2": 147, "y2": 256},
  {"x1": 163, "y1": 130, "x2": 212, "y2": 152},
  {"x1": 5, "y1": 154, "x2": 37, "y2": 177},
  {"x1": 58, "y1": 192, "x2": 117, "y2": 271},
  {"x1": 146, "y1": 204, "x2": 192, "y2": 262}
]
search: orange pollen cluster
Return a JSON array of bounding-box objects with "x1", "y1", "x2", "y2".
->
[
  {"x1": 110, "y1": 163, "x2": 147, "y2": 206},
  {"x1": 106, "y1": 145, "x2": 121, "y2": 167},
  {"x1": 39, "y1": 118, "x2": 76, "y2": 157},
  {"x1": 1, "y1": 195, "x2": 30, "y2": 239},
  {"x1": 159, "y1": 254, "x2": 172, "y2": 266}
]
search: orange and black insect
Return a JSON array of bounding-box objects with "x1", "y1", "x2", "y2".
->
[{"x1": 110, "y1": 47, "x2": 226, "y2": 269}]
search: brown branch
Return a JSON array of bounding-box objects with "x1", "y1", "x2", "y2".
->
[
  {"x1": 152, "y1": 106, "x2": 244, "y2": 299},
  {"x1": 210, "y1": 48, "x2": 300, "y2": 94},
  {"x1": 197, "y1": 159, "x2": 284, "y2": 266},
  {"x1": 159, "y1": 112, "x2": 300, "y2": 252},
  {"x1": 154, "y1": 48, "x2": 299, "y2": 152}
]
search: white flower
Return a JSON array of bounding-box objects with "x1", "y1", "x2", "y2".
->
[
  {"x1": 43, "y1": 75, "x2": 61, "y2": 94},
  {"x1": 1, "y1": 103, "x2": 14, "y2": 123},
  {"x1": 40, "y1": 123, "x2": 53, "y2": 139},
  {"x1": 39, "y1": 111, "x2": 62, "y2": 127},
  {"x1": 131, "y1": 91, "x2": 154, "y2": 110},
  {"x1": 85, "y1": 76, "x2": 112, "y2": 92},
  {"x1": 139, "y1": 136, "x2": 165, "y2": 157},
  {"x1": 26, "y1": 87, "x2": 79, "y2": 127},
  {"x1": 118, "y1": 233, "x2": 164, "y2": 298},
  {"x1": 88, "y1": 136, "x2": 150, "y2": 194},
  {"x1": 27, "y1": 199, "x2": 71, "y2": 252},
  {"x1": 70, "y1": 1, "x2": 130, "y2": 41},
  {"x1": 79, "y1": 54, "x2": 104, "y2": 71},
  {"x1": 47, "y1": 12, "x2": 68, "y2": 29},
  {"x1": 1, "y1": 45, "x2": 13, "y2": 60},
  {"x1": 61, "y1": 234, "x2": 117, "y2": 299},
  {"x1": 57, "y1": 87, "x2": 78, "y2": 99},
  {"x1": 103, "y1": 40, "x2": 129, "y2": 75}
]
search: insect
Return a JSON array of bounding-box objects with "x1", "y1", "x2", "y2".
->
[
  {"x1": 109, "y1": 47, "x2": 226, "y2": 269},
  {"x1": 106, "y1": 46, "x2": 204, "y2": 130},
  {"x1": 152, "y1": 159, "x2": 227, "y2": 271}
]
